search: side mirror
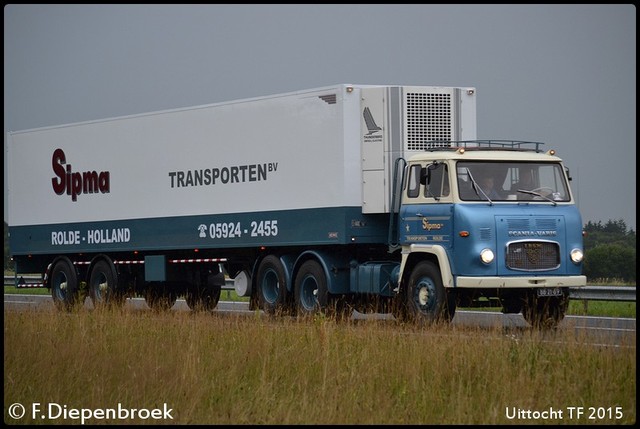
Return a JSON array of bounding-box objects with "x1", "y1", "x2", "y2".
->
[
  {"x1": 420, "y1": 167, "x2": 428, "y2": 185},
  {"x1": 423, "y1": 162, "x2": 442, "y2": 185}
]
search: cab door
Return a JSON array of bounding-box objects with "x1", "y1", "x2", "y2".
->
[{"x1": 399, "y1": 162, "x2": 454, "y2": 246}]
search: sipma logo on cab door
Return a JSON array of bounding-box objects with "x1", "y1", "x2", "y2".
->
[{"x1": 51, "y1": 148, "x2": 111, "y2": 202}]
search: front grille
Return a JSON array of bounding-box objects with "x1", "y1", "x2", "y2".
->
[{"x1": 506, "y1": 241, "x2": 560, "y2": 271}]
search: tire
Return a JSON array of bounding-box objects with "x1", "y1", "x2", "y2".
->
[
  {"x1": 50, "y1": 257, "x2": 81, "y2": 312},
  {"x1": 145, "y1": 282, "x2": 177, "y2": 312},
  {"x1": 256, "y1": 255, "x2": 289, "y2": 315},
  {"x1": 89, "y1": 258, "x2": 125, "y2": 309},
  {"x1": 405, "y1": 261, "x2": 455, "y2": 324},
  {"x1": 185, "y1": 273, "x2": 222, "y2": 312},
  {"x1": 294, "y1": 260, "x2": 329, "y2": 317},
  {"x1": 522, "y1": 289, "x2": 569, "y2": 330}
]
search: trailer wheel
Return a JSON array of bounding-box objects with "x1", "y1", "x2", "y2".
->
[
  {"x1": 405, "y1": 261, "x2": 455, "y2": 324},
  {"x1": 522, "y1": 289, "x2": 569, "y2": 330},
  {"x1": 294, "y1": 260, "x2": 329, "y2": 317},
  {"x1": 185, "y1": 273, "x2": 222, "y2": 312},
  {"x1": 89, "y1": 259, "x2": 124, "y2": 309},
  {"x1": 50, "y1": 257, "x2": 81, "y2": 312},
  {"x1": 185, "y1": 286, "x2": 221, "y2": 312},
  {"x1": 144, "y1": 282, "x2": 177, "y2": 312},
  {"x1": 256, "y1": 255, "x2": 289, "y2": 315}
]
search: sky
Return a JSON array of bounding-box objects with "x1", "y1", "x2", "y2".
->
[{"x1": 3, "y1": 4, "x2": 636, "y2": 230}]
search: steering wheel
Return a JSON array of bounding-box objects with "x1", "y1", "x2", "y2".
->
[
  {"x1": 532, "y1": 187, "x2": 554, "y2": 194},
  {"x1": 529, "y1": 187, "x2": 555, "y2": 200}
]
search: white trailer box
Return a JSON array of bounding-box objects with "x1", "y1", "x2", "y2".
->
[{"x1": 8, "y1": 84, "x2": 475, "y2": 255}]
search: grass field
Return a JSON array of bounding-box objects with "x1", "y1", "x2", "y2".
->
[{"x1": 3, "y1": 307, "x2": 636, "y2": 425}]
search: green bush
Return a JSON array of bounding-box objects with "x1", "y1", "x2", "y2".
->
[{"x1": 584, "y1": 244, "x2": 636, "y2": 283}]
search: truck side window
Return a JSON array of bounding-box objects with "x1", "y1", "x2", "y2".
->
[{"x1": 407, "y1": 164, "x2": 421, "y2": 198}]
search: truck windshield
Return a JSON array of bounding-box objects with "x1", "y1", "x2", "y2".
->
[{"x1": 456, "y1": 162, "x2": 571, "y2": 202}]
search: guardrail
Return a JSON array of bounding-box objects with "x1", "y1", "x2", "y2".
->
[
  {"x1": 5, "y1": 275, "x2": 636, "y2": 303},
  {"x1": 569, "y1": 286, "x2": 636, "y2": 302}
]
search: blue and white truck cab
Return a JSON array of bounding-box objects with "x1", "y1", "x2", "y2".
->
[{"x1": 392, "y1": 140, "x2": 586, "y2": 328}]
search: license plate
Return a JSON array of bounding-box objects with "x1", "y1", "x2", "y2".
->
[{"x1": 536, "y1": 287, "x2": 563, "y2": 297}]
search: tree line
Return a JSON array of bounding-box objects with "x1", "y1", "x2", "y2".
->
[
  {"x1": 4, "y1": 219, "x2": 637, "y2": 282},
  {"x1": 582, "y1": 219, "x2": 636, "y2": 283}
]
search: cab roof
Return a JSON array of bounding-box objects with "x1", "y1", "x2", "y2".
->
[{"x1": 407, "y1": 140, "x2": 563, "y2": 163}]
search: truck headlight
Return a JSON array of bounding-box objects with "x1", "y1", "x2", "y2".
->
[
  {"x1": 570, "y1": 248, "x2": 584, "y2": 264},
  {"x1": 480, "y1": 248, "x2": 495, "y2": 264}
]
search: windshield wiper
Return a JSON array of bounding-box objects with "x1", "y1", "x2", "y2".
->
[{"x1": 467, "y1": 168, "x2": 493, "y2": 205}]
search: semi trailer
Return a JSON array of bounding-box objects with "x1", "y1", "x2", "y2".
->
[{"x1": 7, "y1": 84, "x2": 586, "y2": 328}]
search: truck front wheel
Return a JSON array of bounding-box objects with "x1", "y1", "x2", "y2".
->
[
  {"x1": 405, "y1": 261, "x2": 455, "y2": 324},
  {"x1": 50, "y1": 257, "x2": 81, "y2": 312}
]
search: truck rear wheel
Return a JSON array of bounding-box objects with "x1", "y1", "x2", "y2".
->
[
  {"x1": 522, "y1": 289, "x2": 569, "y2": 329},
  {"x1": 50, "y1": 257, "x2": 81, "y2": 312},
  {"x1": 294, "y1": 260, "x2": 328, "y2": 317},
  {"x1": 256, "y1": 255, "x2": 290, "y2": 315},
  {"x1": 89, "y1": 259, "x2": 124, "y2": 309},
  {"x1": 405, "y1": 261, "x2": 455, "y2": 324}
]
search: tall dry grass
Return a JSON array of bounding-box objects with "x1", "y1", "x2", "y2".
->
[{"x1": 4, "y1": 307, "x2": 636, "y2": 424}]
